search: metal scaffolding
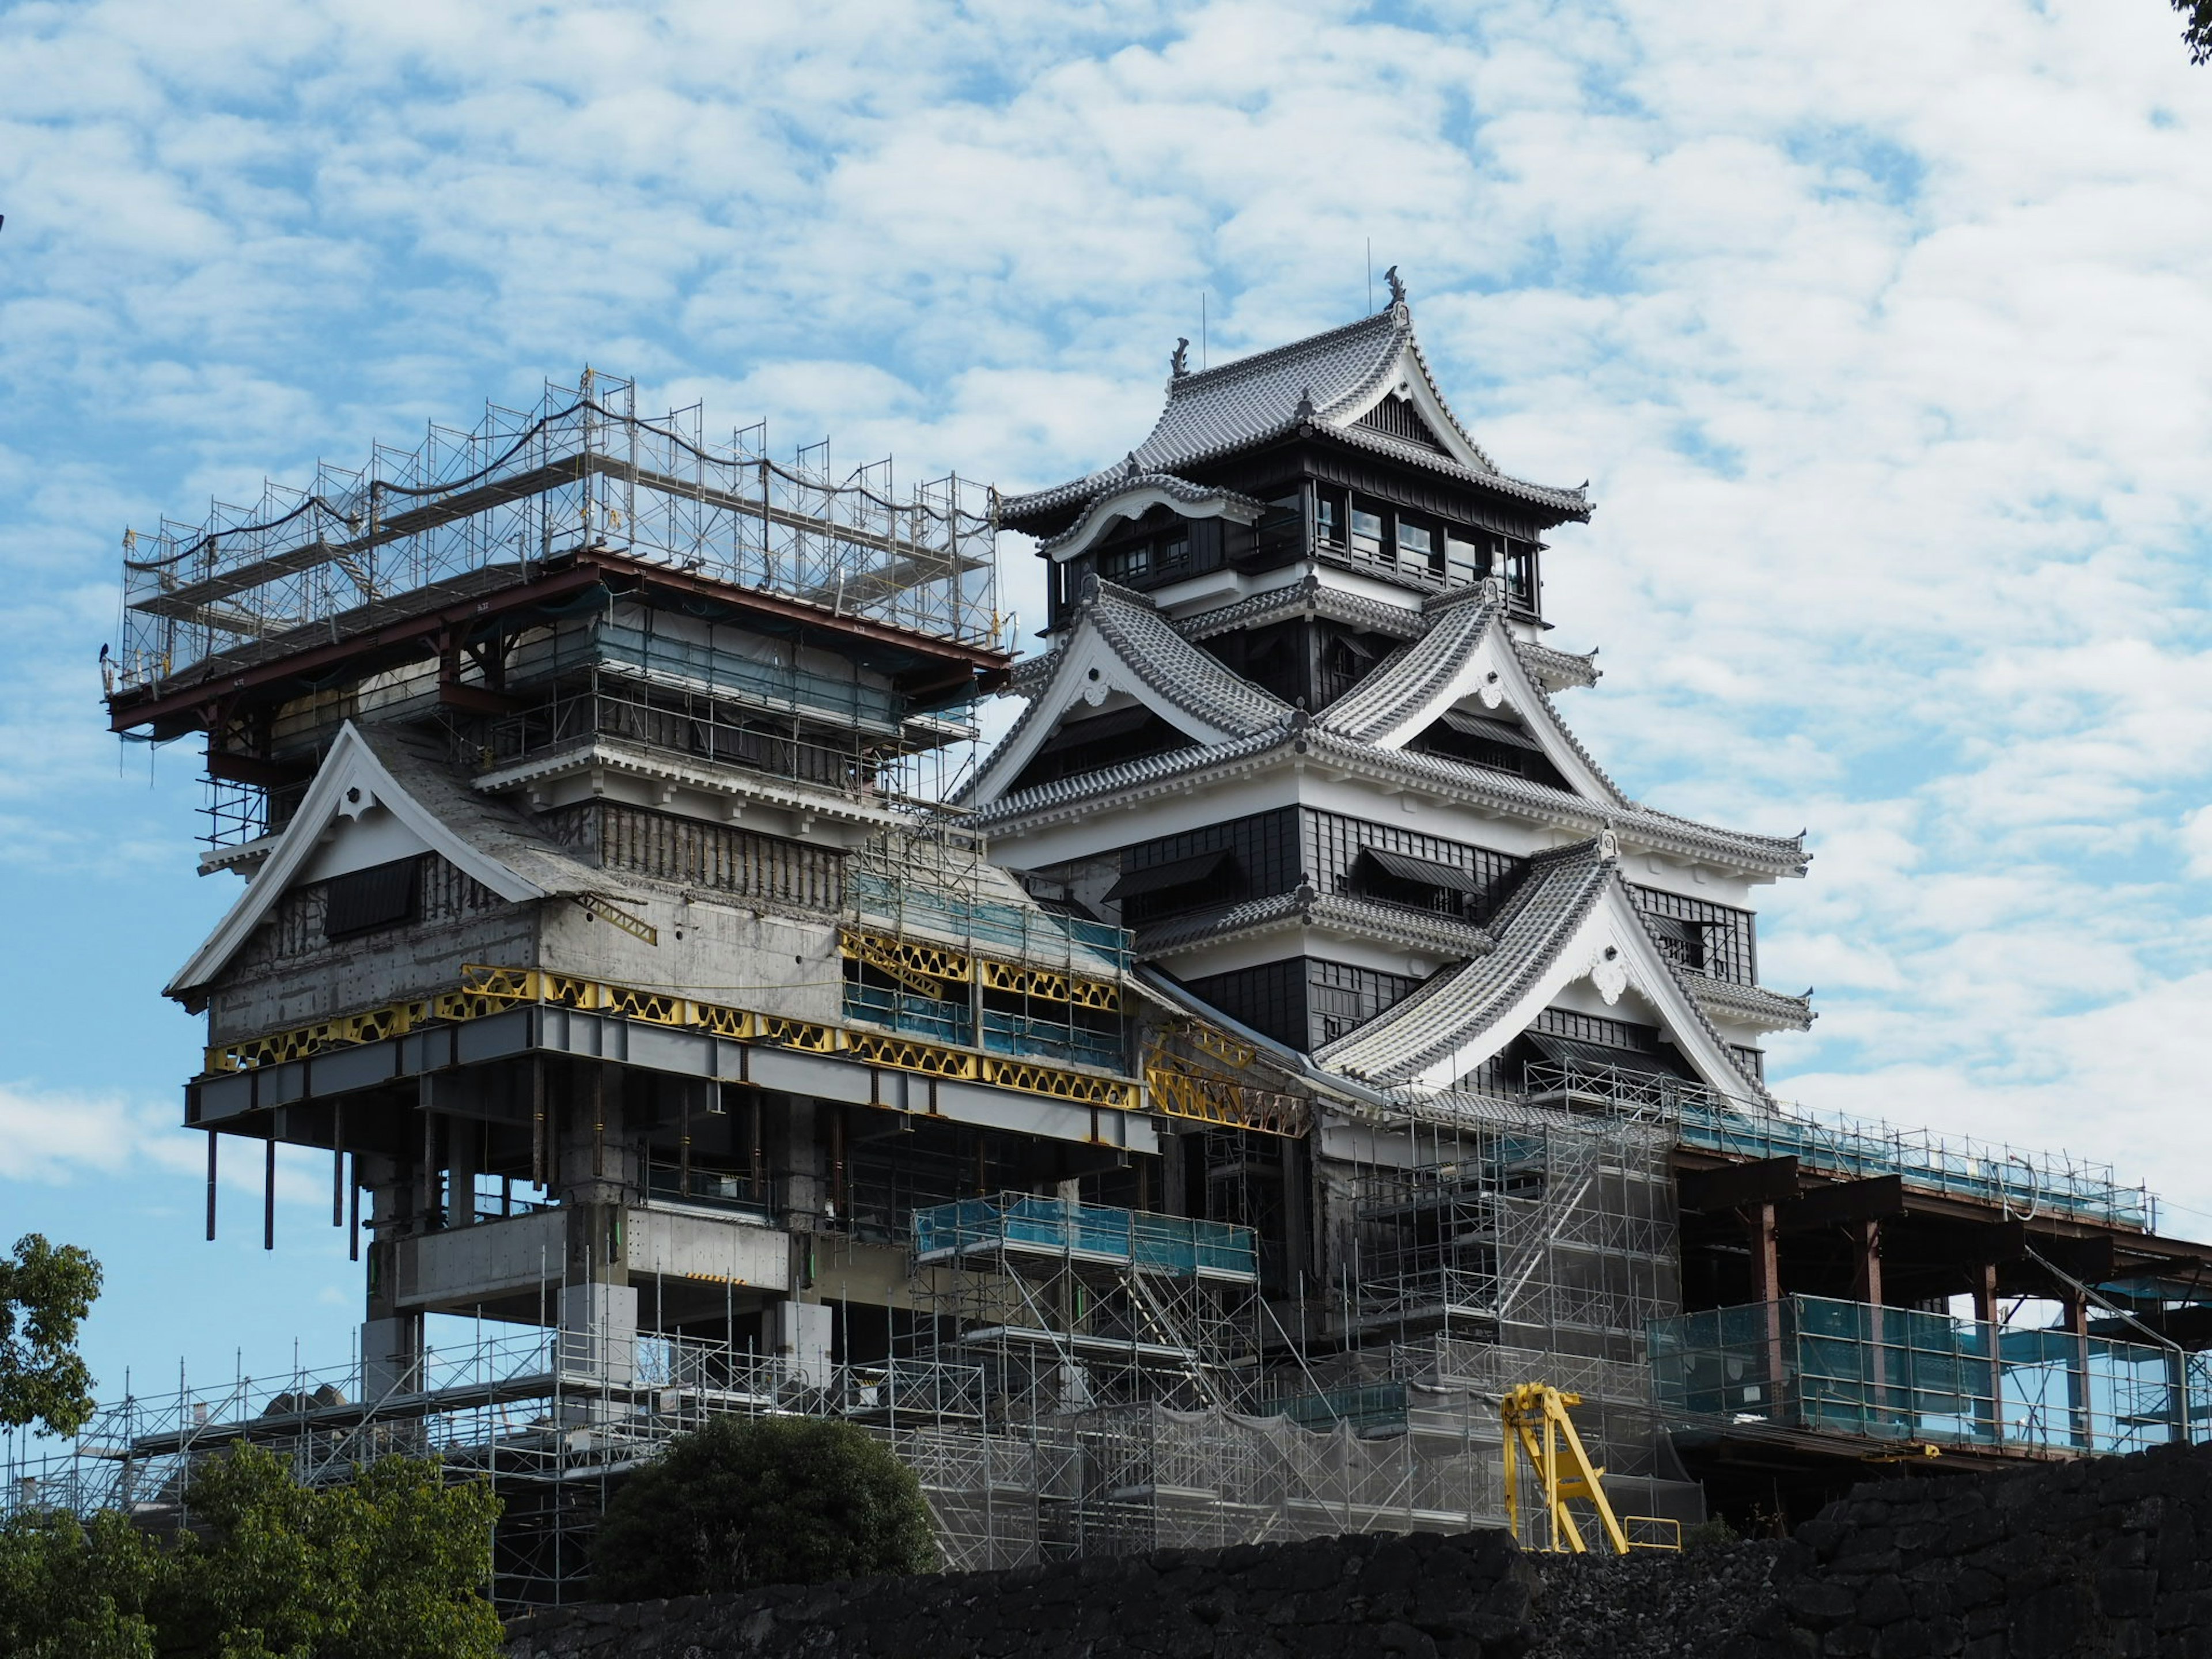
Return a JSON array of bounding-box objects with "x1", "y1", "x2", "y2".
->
[
  {"x1": 1350, "y1": 1115, "x2": 1677, "y2": 1368},
  {"x1": 112, "y1": 370, "x2": 1002, "y2": 700}
]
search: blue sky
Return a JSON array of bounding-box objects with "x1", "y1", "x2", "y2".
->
[{"x1": 3, "y1": 0, "x2": 2210, "y2": 1407}]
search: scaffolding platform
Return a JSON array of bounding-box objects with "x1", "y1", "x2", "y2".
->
[{"x1": 914, "y1": 1195, "x2": 1260, "y2": 1283}]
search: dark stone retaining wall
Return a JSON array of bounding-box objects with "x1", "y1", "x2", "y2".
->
[
  {"x1": 507, "y1": 1438, "x2": 2212, "y2": 1658},
  {"x1": 505, "y1": 1529, "x2": 1540, "y2": 1658}
]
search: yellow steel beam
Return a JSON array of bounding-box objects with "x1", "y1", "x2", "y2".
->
[{"x1": 207, "y1": 964, "x2": 1141, "y2": 1115}]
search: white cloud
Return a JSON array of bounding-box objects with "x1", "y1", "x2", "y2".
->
[
  {"x1": 0, "y1": 1081, "x2": 327, "y2": 1207},
  {"x1": 1, "y1": 0, "x2": 2210, "y2": 1226}
]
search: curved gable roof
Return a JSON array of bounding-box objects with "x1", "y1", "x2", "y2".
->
[
  {"x1": 1001, "y1": 301, "x2": 1592, "y2": 524},
  {"x1": 1312, "y1": 838, "x2": 1769, "y2": 1101},
  {"x1": 965, "y1": 581, "x2": 1294, "y2": 806},
  {"x1": 168, "y1": 722, "x2": 604, "y2": 998}
]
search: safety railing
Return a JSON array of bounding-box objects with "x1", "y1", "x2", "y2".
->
[
  {"x1": 912, "y1": 1195, "x2": 1260, "y2": 1282},
  {"x1": 1525, "y1": 1061, "x2": 2152, "y2": 1231},
  {"x1": 1649, "y1": 1295, "x2": 2206, "y2": 1456}
]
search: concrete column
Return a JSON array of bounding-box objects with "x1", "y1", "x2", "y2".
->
[
  {"x1": 2064, "y1": 1291, "x2": 2093, "y2": 1450},
  {"x1": 361, "y1": 1315, "x2": 424, "y2": 1401},
  {"x1": 451, "y1": 1118, "x2": 481, "y2": 1227},
  {"x1": 774, "y1": 1299, "x2": 833, "y2": 1390},
  {"x1": 774, "y1": 1097, "x2": 825, "y2": 1228},
  {"x1": 358, "y1": 1152, "x2": 422, "y2": 1397},
  {"x1": 552, "y1": 1062, "x2": 638, "y2": 1383},
  {"x1": 559, "y1": 1275, "x2": 639, "y2": 1384}
]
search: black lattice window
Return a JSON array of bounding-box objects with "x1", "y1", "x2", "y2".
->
[
  {"x1": 1629, "y1": 886, "x2": 1757, "y2": 985},
  {"x1": 1303, "y1": 809, "x2": 1524, "y2": 926},
  {"x1": 1180, "y1": 960, "x2": 1309, "y2": 1051},
  {"x1": 1532, "y1": 1007, "x2": 1664, "y2": 1050},
  {"x1": 1183, "y1": 956, "x2": 1421, "y2": 1053},
  {"x1": 323, "y1": 859, "x2": 421, "y2": 941},
  {"x1": 1109, "y1": 808, "x2": 1300, "y2": 926},
  {"x1": 1730, "y1": 1045, "x2": 1766, "y2": 1082},
  {"x1": 1308, "y1": 960, "x2": 1421, "y2": 1049}
]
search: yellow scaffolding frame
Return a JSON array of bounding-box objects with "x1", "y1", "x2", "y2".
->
[
  {"x1": 204, "y1": 964, "x2": 1141, "y2": 1111},
  {"x1": 1500, "y1": 1382, "x2": 1634, "y2": 1555}
]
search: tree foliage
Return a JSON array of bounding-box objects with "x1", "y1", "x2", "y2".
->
[
  {"x1": 0, "y1": 1509, "x2": 159, "y2": 1659},
  {"x1": 590, "y1": 1416, "x2": 937, "y2": 1600},
  {"x1": 0, "y1": 1233, "x2": 103, "y2": 1438},
  {"x1": 0, "y1": 1448, "x2": 502, "y2": 1659},
  {"x1": 2179, "y1": 0, "x2": 2212, "y2": 65}
]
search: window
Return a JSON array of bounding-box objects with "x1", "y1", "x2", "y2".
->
[
  {"x1": 1351, "y1": 846, "x2": 1485, "y2": 920},
  {"x1": 1445, "y1": 532, "x2": 1482, "y2": 588},
  {"x1": 1503, "y1": 541, "x2": 1536, "y2": 606},
  {"x1": 323, "y1": 858, "x2": 421, "y2": 940},
  {"x1": 1315, "y1": 491, "x2": 1343, "y2": 546},
  {"x1": 1099, "y1": 540, "x2": 1151, "y2": 584},
  {"x1": 1106, "y1": 849, "x2": 1238, "y2": 926},
  {"x1": 1350, "y1": 505, "x2": 1385, "y2": 562},
  {"x1": 1255, "y1": 494, "x2": 1303, "y2": 562},
  {"x1": 1395, "y1": 519, "x2": 1435, "y2": 577},
  {"x1": 1155, "y1": 533, "x2": 1190, "y2": 575}
]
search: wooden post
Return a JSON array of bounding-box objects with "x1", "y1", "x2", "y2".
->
[
  {"x1": 1749, "y1": 1201, "x2": 1786, "y2": 1418},
  {"x1": 1850, "y1": 1219, "x2": 1885, "y2": 1430},
  {"x1": 1972, "y1": 1262, "x2": 2005, "y2": 1445},
  {"x1": 2065, "y1": 1291, "x2": 2093, "y2": 1449}
]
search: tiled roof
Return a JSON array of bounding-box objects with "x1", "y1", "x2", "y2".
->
[
  {"x1": 1311, "y1": 842, "x2": 1772, "y2": 1099},
  {"x1": 1316, "y1": 594, "x2": 1515, "y2": 745},
  {"x1": 358, "y1": 725, "x2": 608, "y2": 900},
  {"x1": 1034, "y1": 472, "x2": 1267, "y2": 556},
  {"x1": 1086, "y1": 583, "x2": 1293, "y2": 737},
  {"x1": 973, "y1": 712, "x2": 1807, "y2": 878},
  {"x1": 967, "y1": 724, "x2": 1291, "y2": 827},
  {"x1": 1516, "y1": 641, "x2": 1601, "y2": 692},
  {"x1": 1000, "y1": 302, "x2": 1590, "y2": 523},
  {"x1": 1133, "y1": 889, "x2": 1493, "y2": 963},
  {"x1": 1314, "y1": 843, "x2": 1611, "y2": 1082},
  {"x1": 964, "y1": 580, "x2": 1292, "y2": 807},
  {"x1": 1173, "y1": 576, "x2": 1428, "y2": 644},
  {"x1": 1687, "y1": 976, "x2": 1816, "y2": 1033}
]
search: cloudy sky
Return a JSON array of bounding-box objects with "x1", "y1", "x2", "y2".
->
[{"x1": 2, "y1": 0, "x2": 2209, "y2": 1402}]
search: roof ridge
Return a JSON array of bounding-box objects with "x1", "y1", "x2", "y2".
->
[{"x1": 1168, "y1": 306, "x2": 1403, "y2": 396}]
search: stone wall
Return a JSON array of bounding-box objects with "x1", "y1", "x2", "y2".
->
[
  {"x1": 505, "y1": 1527, "x2": 1540, "y2": 1658},
  {"x1": 1747, "y1": 1436, "x2": 2212, "y2": 1657},
  {"x1": 506, "y1": 1437, "x2": 2212, "y2": 1659}
]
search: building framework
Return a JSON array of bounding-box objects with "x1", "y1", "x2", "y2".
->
[{"x1": 43, "y1": 294, "x2": 2212, "y2": 1605}]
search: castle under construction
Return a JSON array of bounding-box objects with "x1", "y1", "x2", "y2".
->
[{"x1": 26, "y1": 291, "x2": 2212, "y2": 1601}]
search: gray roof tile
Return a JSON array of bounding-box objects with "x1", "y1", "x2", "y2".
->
[
  {"x1": 1314, "y1": 843, "x2": 1611, "y2": 1082},
  {"x1": 1001, "y1": 303, "x2": 1590, "y2": 522}
]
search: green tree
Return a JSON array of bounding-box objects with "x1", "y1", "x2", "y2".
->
[
  {"x1": 590, "y1": 1416, "x2": 936, "y2": 1600},
  {"x1": 0, "y1": 1233, "x2": 103, "y2": 1437},
  {"x1": 150, "y1": 1445, "x2": 505, "y2": 1659},
  {"x1": 0, "y1": 1508, "x2": 159, "y2": 1659},
  {"x1": 2179, "y1": 0, "x2": 2212, "y2": 64},
  {"x1": 0, "y1": 1449, "x2": 501, "y2": 1659}
]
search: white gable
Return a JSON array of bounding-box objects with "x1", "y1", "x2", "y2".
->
[{"x1": 168, "y1": 723, "x2": 555, "y2": 998}]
